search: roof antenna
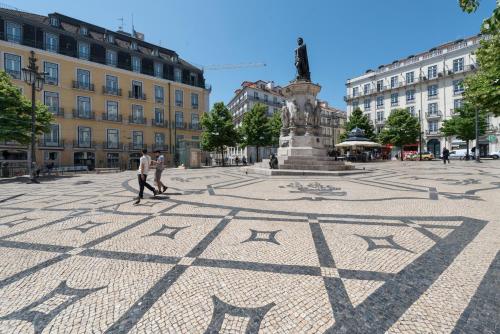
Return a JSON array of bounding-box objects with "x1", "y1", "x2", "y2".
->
[
  {"x1": 117, "y1": 17, "x2": 124, "y2": 31},
  {"x1": 131, "y1": 13, "x2": 135, "y2": 35}
]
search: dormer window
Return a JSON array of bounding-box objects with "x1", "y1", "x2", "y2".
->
[
  {"x1": 106, "y1": 34, "x2": 114, "y2": 43},
  {"x1": 171, "y1": 55, "x2": 178, "y2": 62},
  {"x1": 152, "y1": 48, "x2": 159, "y2": 56},
  {"x1": 131, "y1": 41, "x2": 137, "y2": 50},
  {"x1": 50, "y1": 17, "x2": 59, "y2": 27},
  {"x1": 79, "y1": 26, "x2": 88, "y2": 36}
]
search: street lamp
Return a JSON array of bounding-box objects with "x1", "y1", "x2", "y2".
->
[
  {"x1": 418, "y1": 109, "x2": 423, "y2": 161},
  {"x1": 22, "y1": 51, "x2": 46, "y2": 183},
  {"x1": 475, "y1": 107, "x2": 481, "y2": 163}
]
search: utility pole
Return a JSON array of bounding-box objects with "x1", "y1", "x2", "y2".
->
[
  {"x1": 22, "y1": 51, "x2": 45, "y2": 183},
  {"x1": 419, "y1": 109, "x2": 423, "y2": 161}
]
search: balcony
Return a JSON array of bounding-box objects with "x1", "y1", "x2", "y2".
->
[
  {"x1": 128, "y1": 116, "x2": 147, "y2": 125},
  {"x1": 174, "y1": 122, "x2": 187, "y2": 129},
  {"x1": 0, "y1": 140, "x2": 27, "y2": 148},
  {"x1": 48, "y1": 107, "x2": 65, "y2": 117},
  {"x1": 427, "y1": 94, "x2": 439, "y2": 100},
  {"x1": 102, "y1": 113, "x2": 122, "y2": 122},
  {"x1": 425, "y1": 111, "x2": 442, "y2": 120},
  {"x1": 72, "y1": 140, "x2": 96, "y2": 149},
  {"x1": 102, "y1": 86, "x2": 122, "y2": 96},
  {"x1": 39, "y1": 139, "x2": 64, "y2": 149},
  {"x1": 103, "y1": 141, "x2": 122, "y2": 150},
  {"x1": 486, "y1": 125, "x2": 499, "y2": 133},
  {"x1": 189, "y1": 123, "x2": 202, "y2": 131},
  {"x1": 425, "y1": 130, "x2": 442, "y2": 137},
  {"x1": 73, "y1": 109, "x2": 95, "y2": 120},
  {"x1": 151, "y1": 119, "x2": 168, "y2": 128},
  {"x1": 128, "y1": 91, "x2": 147, "y2": 100},
  {"x1": 192, "y1": 103, "x2": 199, "y2": 109},
  {"x1": 447, "y1": 64, "x2": 476, "y2": 76},
  {"x1": 155, "y1": 98, "x2": 165, "y2": 104},
  {"x1": 128, "y1": 143, "x2": 148, "y2": 151},
  {"x1": 375, "y1": 119, "x2": 386, "y2": 125},
  {"x1": 152, "y1": 144, "x2": 168, "y2": 152},
  {"x1": 5, "y1": 69, "x2": 21, "y2": 80},
  {"x1": 453, "y1": 89, "x2": 464, "y2": 96},
  {"x1": 72, "y1": 81, "x2": 95, "y2": 92}
]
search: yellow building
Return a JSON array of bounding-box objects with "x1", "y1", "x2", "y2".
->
[{"x1": 0, "y1": 8, "x2": 209, "y2": 170}]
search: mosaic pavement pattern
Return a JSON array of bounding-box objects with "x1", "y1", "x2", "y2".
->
[{"x1": 0, "y1": 161, "x2": 499, "y2": 333}]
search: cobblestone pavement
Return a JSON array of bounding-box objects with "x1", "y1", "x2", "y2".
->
[{"x1": 0, "y1": 160, "x2": 499, "y2": 333}]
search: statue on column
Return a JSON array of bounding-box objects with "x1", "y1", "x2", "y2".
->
[{"x1": 295, "y1": 37, "x2": 311, "y2": 81}]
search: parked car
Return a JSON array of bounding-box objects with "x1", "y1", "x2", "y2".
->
[
  {"x1": 449, "y1": 149, "x2": 474, "y2": 160},
  {"x1": 489, "y1": 150, "x2": 500, "y2": 159},
  {"x1": 405, "y1": 152, "x2": 434, "y2": 161}
]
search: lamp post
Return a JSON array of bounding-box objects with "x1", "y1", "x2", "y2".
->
[
  {"x1": 22, "y1": 51, "x2": 45, "y2": 183},
  {"x1": 418, "y1": 109, "x2": 423, "y2": 161},
  {"x1": 475, "y1": 108, "x2": 481, "y2": 163}
]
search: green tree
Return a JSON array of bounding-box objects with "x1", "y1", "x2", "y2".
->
[
  {"x1": 378, "y1": 109, "x2": 420, "y2": 161},
  {"x1": 268, "y1": 110, "x2": 282, "y2": 147},
  {"x1": 340, "y1": 107, "x2": 376, "y2": 142},
  {"x1": 200, "y1": 102, "x2": 239, "y2": 166},
  {"x1": 463, "y1": 33, "x2": 500, "y2": 116},
  {"x1": 0, "y1": 71, "x2": 53, "y2": 144},
  {"x1": 459, "y1": 0, "x2": 499, "y2": 34},
  {"x1": 239, "y1": 103, "x2": 271, "y2": 162},
  {"x1": 441, "y1": 104, "x2": 487, "y2": 159}
]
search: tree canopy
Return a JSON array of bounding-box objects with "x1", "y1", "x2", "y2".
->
[
  {"x1": 238, "y1": 103, "x2": 272, "y2": 161},
  {"x1": 200, "y1": 102, "x2": 239, "y2": 165},
  {"x1": 459, "y1": 0, "x2": 499, "y2": 34},
  {"x1": 441, "y1": 104, "x2": 487, "y2": 142},
  {"x1": 0, "y1": 71, "x2": 53, "y2": 144},
  {"x1": 340, "y1": 107, "x2": 376, "y2": 142},
  {"x1": 268, "y1": 108, "x2": 282, "y2": 147},
  {"x1": 378, "y1": 109, "x2": 420, "y2": 159}
]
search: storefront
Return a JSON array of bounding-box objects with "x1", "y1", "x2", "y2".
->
[
  {"x1": 74, "y1": 152, "x2": 95, "y2": 170},
  {"x1": 427, "y1": 139, "x2": 441, "y2": 158}
]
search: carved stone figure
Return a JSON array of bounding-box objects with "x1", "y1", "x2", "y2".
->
[
  {"x1": 289, "y1": 100, "x2": 299, "y2": 127},
  {"x1": 304, "y1": 99, "x2": 314, "y2": 126},
  {"x1": 295, "y1": 37, "x2": 311, "y2": 81},
  {"x1": 313, "y1": 102, "x2": 321, "y2": 127},
  {"x1": 281, "y1": 105, "x2": 290, "y2": 128}
]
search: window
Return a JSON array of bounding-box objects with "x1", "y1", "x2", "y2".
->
[
  {"x1": 191, "y1": 93, "x2": 199, "y2": 108},
  {"x1": 106, "y1": 50, "x2": 117, "y2": 66},
  {"x1": 154, "y1": 108, "x2": 164, "y2": 124},
  {"x1": 453, "y1": 80, "x2": 464, "y2": 95},
  {"x1": 174, "y1": 68, "x2": 182, "y2": 82},
  {"x1": 106, "y1": 34, "x2": 114, "y2": 43},
  {"x1": 155, "y1": 133, "x2": 165, "y2": 146},
  {"x1": 376, "y1": 111, "x2": 384, "y2": 122},
  {"x1": 352, "y1": 87, "x2": 359, "y2": 97},
  {"x1": 76, "y1": 69, "x2": 90, "y2": 89},
  {"x1": 453, "y1": 58, "x2": 464, "y2": 72},
  {"x1": 428, "y1": 65, "x2": 437, "y2": 79},
  {"x1": 428, "y1": 84, "x2": 438, "y2": 97},
  {"x1": 6, "y1": 21, "x2": 22, "y2": 43},
  {"x1": 44, "y1": 62, "x2": 58, "y2": 85},
  {"x1": 45, "y1": 32, "x2": 58, "y2": 53},
  {"x1": 428, "y1": 121, "x2": 439, "y2": 132},
  {"x1": 390, "y1": 93, "x2": 399, "y2": 106},
  {"x1": 406, "y1": 89, "x2": 415, "y2": 102},
  {"x1": 130, "y1": 41, "x2": 137, "y2": 50},
  {"x1": 132, "y1": 105, "x2": 144, "y2": 122},
  {"x1": 352, "y1": 100, "x2": 359, "y2": 109},
  {"x1": 428, "y1": 103, "x2": 438, "y2": 114},
  {"x1": 273, "y1": 96, "x2": 278, "y2": 104},
  {"x1": 254, "y1": 91, "x2": 259, "y2": 100},
  {"x1": 153, "y1": 49, "x2": 159, "y2": 56},
  {"x1": 105, "y1": 75, "x2": 118, "y2": 94},
  {"x1": 154, "y1": 85, "x2": 164, "y2": 103},
  {"x1": 263, "y1": 94, "x2": 268, "y2": 102},
  {"x1": 79, "y1": 26, "x2": 88, "y2": 36},
  {"x1": 175, "y1": 89, "x2": 183, "y2": 107},
  {"x1": 406, "y1": 71, "x2": 414, "y2": 84},
  {"x1": 45, "y1": 124, "x2": 59, "y2": 145},
  {"x1": 132, "y1": 131, "x2": 143, "y2": 148},
  {"x1": 191, "y1": 113, "x2": 199, "y2": 127},
  {"x1": 363, "y1": 98, "x2": 371, "y2": 110},
  {"x1": 4, "y1": 53, "x2": 21, "y2": 79},
  {"x1": 106, "y1": 101, "x2": 118, "y2": 121},
  {"x1": 78, "y1": 42, "x2": 90, "y2": 60},
  {"x1": 131, "y1": 56, "x2": 141, "y2": 72},
  {"x1": 189, "y1": 73, "x2": 197, "y2": 86},
  {"x1": 376, "y1": 96, "x2": 384, "y2": 108},
  {"x1": 175, "y1": 111, "x2": 184, "y2": 127},
  {"x1": 390, "y1": 76, "x2": 398, "y2": 88},
  {"x1": 78, "y1": 126, "x2": 92, "y2": 147},
  {"x1": 376, "y1": 80, "x2": 383, "y2": 92},
  {"x1": 407, "y1": 106, "x2": 416, "y2": 117},
  {"x1": 363, "y1": 83, "x2": 371, "y2": 94},
  {"x1": 106, "y1": 129, "x2": 119, "y2": 149},
  {"x1": 132, "y1": 81, "x2": 143, "y2": 99},
  {"x1": 454, "y1": 99, "x2": 463, "y2": 109},
  {"x1": 77, "y1": 96, "x2": 91, "y2": 117},
  {"x1": 44, "y1": 92, "x2": 59, "y2": 113},
  {"x1": 154, "y1": 62, "x2": 163, "y2": 78},
  {"x1": 49, "y1": 17, "x2": 59, "y2": 27}
]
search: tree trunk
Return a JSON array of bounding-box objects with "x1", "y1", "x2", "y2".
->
[
  {"x1": 466, "y1": 141, "x2": 470, "y2": 160},
  {"x1": 256, "y1": 145, "x2": 259, "y2": 163},
  {"x1": 220, "y1": 147, "x2": 225, "y2": 166},
  {"x1": 400, "y1": 146, "x2": 404, "y2": 161}
]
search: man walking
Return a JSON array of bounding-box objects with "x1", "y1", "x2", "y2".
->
[
  {"x1": 442, "y1": 147, "x2": 450, "y2": 164},
  {"x1": 134, "y1": 149, "x2": 158, "y2": 205},
  {"x1": 152, "y1": 150, "x2": 168, "y2": 193}
]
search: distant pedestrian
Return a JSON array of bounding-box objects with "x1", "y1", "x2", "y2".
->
[
  {"x1": 134, "y1": 149, "x2": 158, "y2": 205},
  {"x1": 152, "y1": 150, "x2": 168, "y2": 193},
  {"x1": 242, "y1": 156, "x2": 247, "y2": 166},
  {"x1": 442, "y1": 147, "x2": 450, "y2": 164},
  {"x1": 235, "y1": 156, "x2": 240, "y2": 166}
]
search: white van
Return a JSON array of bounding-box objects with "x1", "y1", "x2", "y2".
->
[{"x1": 449, "y1": 149, "x2": 473, "y2": 160}]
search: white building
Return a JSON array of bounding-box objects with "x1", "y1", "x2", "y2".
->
[
  {"x1": 318, "y1": 101, "x2": 347, "y2": 148},
  {"x1": 345, "y1": 34, "x2": 499, "y2": 157}
]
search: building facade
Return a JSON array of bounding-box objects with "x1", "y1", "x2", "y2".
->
[
  {"x1": 317, "y1": 100, "x2": 346, "y2": 148},
  {"x1": 345, "y1": 35, "x2": 499, "y2": 157},
  {"x1": 0, "y1": 8, "x2": 209, "y2": 170}
]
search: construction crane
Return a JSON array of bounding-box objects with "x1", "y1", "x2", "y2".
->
[{"x1": 196, "y1": 62, "x2": 267, "y2": 71}]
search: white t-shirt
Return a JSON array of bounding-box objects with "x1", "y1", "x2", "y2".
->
[
  {"x1": 137, "y1": 155, "x2": 151, "y2": 175},
  {"x1": 156, "y1": 155, "x2": 165, "y2": 171}
]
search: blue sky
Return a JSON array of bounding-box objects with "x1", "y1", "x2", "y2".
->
[{"x1": 6, "y1": 0, "x2": 494, "y2": 110}]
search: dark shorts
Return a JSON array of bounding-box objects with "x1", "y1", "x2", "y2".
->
[{"x1": 154, "y1": 169, "x2": 163, "y2": 181}]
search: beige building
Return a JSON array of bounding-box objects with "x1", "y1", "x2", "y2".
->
[
  {"x1": 0, "y1": 8, "x2": 209, "y2": 170},
  {"x1": 317, "y1": 100, "x2": 346, "y2": 148}
]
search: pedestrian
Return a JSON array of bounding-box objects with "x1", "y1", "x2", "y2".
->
[
  {"x1": 152, "y1": 150, "x2": 168, "y2": 194},
  {"x1": 134, "y1": 149, "x2": 158, "y2": 205},
  {"x1": 442, "y1": 147, "x2": 450, "y2": 164},
  {"x1": 242, "y1": 156, "x2": 247, "y2": 165},
  {"x1": 235, "y1": 156, "x2": 240, "y2": 166}
]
